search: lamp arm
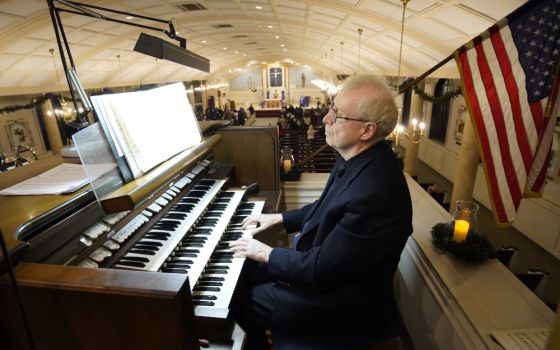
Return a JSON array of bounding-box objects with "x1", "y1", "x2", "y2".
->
[{"x1": 57, "y1": 1, "x2": 187, "y2": 47}]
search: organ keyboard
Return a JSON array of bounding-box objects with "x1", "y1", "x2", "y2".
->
[{"x1": 0, "y1": 126, "x2": 282, "y2": 350}]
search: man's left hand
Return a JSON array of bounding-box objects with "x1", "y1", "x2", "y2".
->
[{"x1": 229, "y1": 234, "x2": 272, "y2": 263}]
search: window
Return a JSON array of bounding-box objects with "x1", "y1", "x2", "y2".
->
[
  {"x1": 401, "y1": 83, "x2": 412, "y2": 126},
  {"x1": 428, "y1": 79, "x2": 452, "y2": 144},
  {"x1": 269, "y1": 67, "x2": 282, "y2": 87}
]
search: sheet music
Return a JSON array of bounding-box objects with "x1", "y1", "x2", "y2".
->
[
  {"x1": 91, "y1": 83, "x2": 203, "y2": 179},
  {"x1": 490, "y1": 328, "x2": 550, "y2": 350},
  {"x1": 0, "y1": 163, "x2": 115, "y2": 196}
]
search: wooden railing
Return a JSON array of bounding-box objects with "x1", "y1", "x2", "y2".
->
[{"x1": 279, "y1": 126, "x2": 337, "y2": 173}]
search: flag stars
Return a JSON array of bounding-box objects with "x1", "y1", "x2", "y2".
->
[
  {"x1": 535, "y1": 29, "x2": 542, "y2": 35},
  {"x1": 538, "y1": 17, "x2": 545, "y2": 24},
  {"x1": 530, "y1": 15, "x2": 537, "y2": 21},
  {"x1": 526, "y1": 51, "x2": 533, "y2": 57},
  {"x1": 530, "y1": 40, "x2": 537, "y2": 46},
  {"x1": 517, "y1": 24, "x2": 524, "y2": 30},
  {"x1": 544, "y1": 70, "x2": 550, "y2": 76},
  {"x1": 538, "y1": 81, "x2": 545, "y2": 86}
]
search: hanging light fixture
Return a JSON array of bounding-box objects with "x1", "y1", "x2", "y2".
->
[
  {"x1": 389, "y1": 0, "x2": 425, "y2": 145},
  {"x1": 396, "y1": 0, "x2": 409, "y2": 93},
  {"x1": 339, "y1": 41, "x2": 344, "y2": 75},
  {"x1": 357, "y1": 28, "x2": 363, "y2": 74},
  {"x1": 49, "y1": 48, "x2": 74, "y2": 122}
]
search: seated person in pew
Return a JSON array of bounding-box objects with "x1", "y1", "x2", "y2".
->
[{"x1": 230, "y1": 75, "x2": 413, "y2": 350}]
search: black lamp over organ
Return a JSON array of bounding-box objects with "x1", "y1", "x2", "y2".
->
[{"x1": 46, "y1": 0, "x2": 210, "y2": 126}]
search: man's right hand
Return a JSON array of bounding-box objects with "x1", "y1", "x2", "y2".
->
[{"x1": 241, "y1": 213, "x2": 283, "y2": 236}]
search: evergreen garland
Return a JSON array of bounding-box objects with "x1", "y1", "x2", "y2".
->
[
  {"x1": 0, "y1": 95, "x2": 52, "y2": 115},
  {"x1": 431, "y1": 222, "x2": 496, "y2": 263},
  {"x1": 413, "y1": 84, "x2": 462, "y2": 104},
  {"x1": 0, "y1": 88, "x2": 113, "y2": 116}
]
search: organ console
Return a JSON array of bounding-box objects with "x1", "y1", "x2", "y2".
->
[{"x1": 0, "y1": 123, "x2": 282, "y2": 350}]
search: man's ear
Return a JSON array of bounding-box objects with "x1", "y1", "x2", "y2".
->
[{"x1": 361, "y1": 122, "x2": 377, "y2": 141}]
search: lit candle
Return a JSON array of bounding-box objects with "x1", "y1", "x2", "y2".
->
[
  {"x1": 283, "y1": 159, "x2": 292, "y2": 173},
  {"x1": 453, "y1": 219, "x2": 469, "y2": 243}
]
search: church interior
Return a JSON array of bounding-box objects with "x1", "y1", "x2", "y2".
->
[{"x1": 0, "y1": 1, "x2": 559, "y2": 349}]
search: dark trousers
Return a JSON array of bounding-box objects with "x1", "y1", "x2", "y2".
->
[{"x1": 231, "y1": 261, "x2": 279, "y2": 350}]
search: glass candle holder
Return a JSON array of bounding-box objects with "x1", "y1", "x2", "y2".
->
[
  {"x1": 451, "y1": 200, "x2": 479, "y2": 243},
  {"x1": 280, "y1": 147, "x2": 298, "y2": 180}
]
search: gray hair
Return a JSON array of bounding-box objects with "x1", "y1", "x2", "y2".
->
[{"x1": 338, "y1": 75, "x2": 398, "y2": 142}]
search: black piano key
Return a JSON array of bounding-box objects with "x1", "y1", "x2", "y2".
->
[
  {"x1": 144, "y1": 235, "x2": 168, "y2": 241},
  {"x1": 209, "y1": 258, "x2": 233, "y2": 264},
  {"x1": 181, "y1": 243, "x2": 204, "y2": 248},
  {"x1": 202, "y1": 269, "x2": 228, "y2": 274},
  {"x1": 235, "y1": 210, "x2": 253, "y2": 215},
  {"x1": 192, "y1": 295, "x2": 218, "y2": 300},
  {"x1": 174, "y1": 253, "x2": 198, "y2": 258},
  {"x1": 219, "y1": 192, "x2": 235, "y2": 198},
  {"x1": 170, "y1": 257, "x2": 194, "y2": 263},
  {"x1": 206, "y1": 265, "x2": 230, "y2": 270},
  {"x1": 147, "y1": 230, "x2": 171, "y2": 237},
  {"x1": 138, "y1": 240, "x2": 163, "y2": 247},
  {"x1": 180, "y1": 198, "x2": 200, "y2": 204},
  {"x1": 193, "y1": 286, "x2": 221, "y2": 292},
  {"x1": 164, "y1": 261, "x2": 192, "y2": 267},
  {"x1": 192, "y1": 228, "x2": 212, "y2": 234},
  {"x1": 176, "y1": 248, "x2": 200, "y2": 254},
  {"x1": 122, "y1": 256, "x2": 150, "y2": 263},
  {"x1": 117, "y1": 260, "x2": 146, "y2": 268},
  {"x1": 204, "y1": 212, "x2": 223, "y2": 218},
  {"x1": 161, "y1": 267, "x2": 189, "y2": 274},
  {"x1": 129, "y1": 249, "x2": 157, "y2": 255},
  {"x1": 212, "y1": 252, "x2": 234, "y2": 258},
  {"x1": 197, "y1": 281, "x2": 223, "y2": 287},
  {"x1": 239, "y1": 203, "x2": 255, "y2": 209},
  {"x1": 182, "y1": 238, "x2": 207, "y2": 243},
  {"x1": 193, "y1": 300, "x2": 215, "y2": 306},
  {"x1": 214, "y1": 198, "x2": 231, "y2": 204},
  {"x1": 188, "y1": 190, "x2": 206, "y2": 198},
  {"x1": 193, "y1": 185, "x2": 211, "y2": 191},
  {"x1": 165, "y1": 213, "x2": 187, "y2": 220},
  {"x1": 199, "y1": 276, "x2": 225, "y2": 282}
]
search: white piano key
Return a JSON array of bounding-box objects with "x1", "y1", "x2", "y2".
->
[
  {"x1": 118, "y1": 179, "x2": 227, "y2": 272},
  {"x1": 194, "y1": 200, "x2": 265, "y2": 319}
]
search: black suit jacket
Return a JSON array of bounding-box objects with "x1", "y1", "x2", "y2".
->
[{"x1": 267, "y1": 141, "x2": 413, "y2": 349}]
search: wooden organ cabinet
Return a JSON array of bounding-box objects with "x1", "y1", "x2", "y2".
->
[{"x1": 0, "y1": 124, "x2": 281, "y2": 350}]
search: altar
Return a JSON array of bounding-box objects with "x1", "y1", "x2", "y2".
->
[{"x1": 264, "y1": 99, "x2": 282, "y2": 108}]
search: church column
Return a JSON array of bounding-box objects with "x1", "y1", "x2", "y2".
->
[
  {"x1": 449, "y1": 108, "x2": 480, "y2": 214},
  {"x1": 41, "y1": 99, "x2": 63, "y2": 155},
  {"x1": 403, "y1": 81, "x2": 425, "y2": 176}
]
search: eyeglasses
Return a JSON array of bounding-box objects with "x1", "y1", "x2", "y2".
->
[{"x1": 329, "y1": 107, "x2": 370, "y2": 123}]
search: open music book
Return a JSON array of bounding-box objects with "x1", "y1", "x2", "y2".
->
[{"x1": 91, "y1": 83, "x2": 202, "y2": 179}]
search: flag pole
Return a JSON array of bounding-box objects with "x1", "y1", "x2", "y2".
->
[{"x1": 397, "y1": 52, "x2": 455, "y2": 95}]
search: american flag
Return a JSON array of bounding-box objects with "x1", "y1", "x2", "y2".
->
[{"x1": 456, "y1": 0, "x2": 560, "y2": 225}]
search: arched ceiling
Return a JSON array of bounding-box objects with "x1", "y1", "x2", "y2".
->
[{"x1": 0, "y1": 0, "x2": 527, "y2": 96}]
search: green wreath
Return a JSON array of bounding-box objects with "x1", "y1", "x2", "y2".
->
[
  {"x1": 431, "y1": 223, "x2": 496, "y2": 263},
  {"x1": 413, "y1": 84, "x2": 462, "y2": 104}
]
